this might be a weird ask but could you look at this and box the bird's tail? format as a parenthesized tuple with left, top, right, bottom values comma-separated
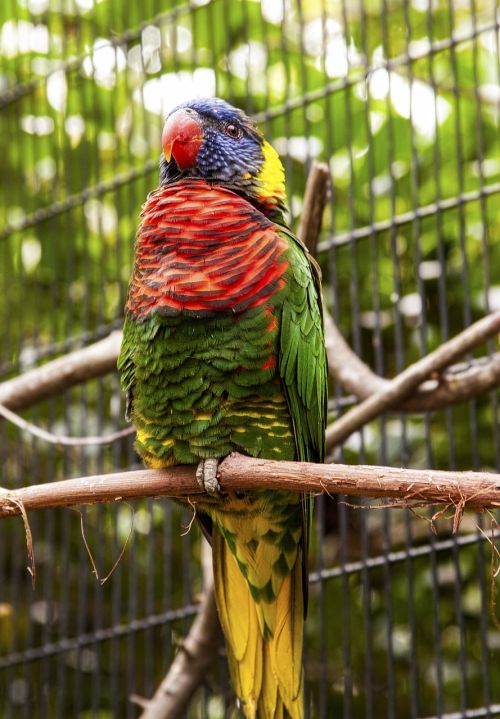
(212, 527, 304, 719)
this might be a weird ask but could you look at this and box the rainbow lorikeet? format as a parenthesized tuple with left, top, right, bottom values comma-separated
(118, 98, 327, 718)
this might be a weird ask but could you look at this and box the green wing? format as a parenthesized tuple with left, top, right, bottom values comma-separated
(277, 227, 328, 615)
(278, 228, 327, 464)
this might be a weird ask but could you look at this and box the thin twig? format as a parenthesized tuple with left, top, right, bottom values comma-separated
(0, 401, 135, 446)
(74, 503, 135, 585)
(9, 497, 36, 590)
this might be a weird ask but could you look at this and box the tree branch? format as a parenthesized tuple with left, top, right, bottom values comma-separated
(324, 310, 500, 413)
(323, 310, 387, 397)
(401, 353, 500, 412)
(137, 540, 224, 719)
(297, 162, 330, 256)
(1, 454, 499, 518)
(326, 309, 500, 450)
(0, 331, 122, 412)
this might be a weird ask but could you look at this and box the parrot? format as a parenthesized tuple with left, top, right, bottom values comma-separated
(118, 97, 327, 719)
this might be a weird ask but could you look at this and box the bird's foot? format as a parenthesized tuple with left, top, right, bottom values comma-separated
(196, 458, 220, 496)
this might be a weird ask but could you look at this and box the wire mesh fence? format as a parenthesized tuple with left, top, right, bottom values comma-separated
(0, 0, 499, 716)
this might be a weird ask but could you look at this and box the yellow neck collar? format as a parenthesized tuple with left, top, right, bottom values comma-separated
(255, 140, 286, 207)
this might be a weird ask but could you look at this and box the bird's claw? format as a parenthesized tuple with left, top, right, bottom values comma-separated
(196, 458, 220, 496)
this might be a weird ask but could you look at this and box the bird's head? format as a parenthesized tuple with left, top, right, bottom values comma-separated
(159, 97, 287, 220)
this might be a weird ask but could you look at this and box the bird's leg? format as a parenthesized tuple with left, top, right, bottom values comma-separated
(196, 457, 220, 496)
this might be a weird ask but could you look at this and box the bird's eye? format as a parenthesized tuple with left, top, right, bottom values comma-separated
(225, 123, 242, 139)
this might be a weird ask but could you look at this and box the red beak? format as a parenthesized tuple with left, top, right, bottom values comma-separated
(162, 109, 204, 170)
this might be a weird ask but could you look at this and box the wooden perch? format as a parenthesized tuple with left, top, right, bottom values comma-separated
(1, 453, 499, 518)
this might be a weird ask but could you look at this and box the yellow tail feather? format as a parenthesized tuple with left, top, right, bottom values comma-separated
(212, 529, 304, 719)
